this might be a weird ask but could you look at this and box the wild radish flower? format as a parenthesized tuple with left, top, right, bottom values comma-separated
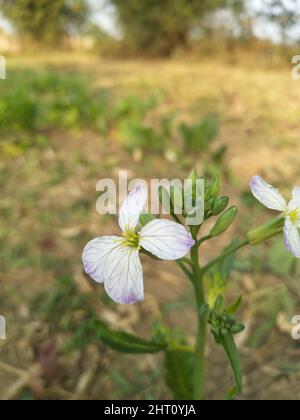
(82, 186, 195, 304)
(250, 176, 300, 258)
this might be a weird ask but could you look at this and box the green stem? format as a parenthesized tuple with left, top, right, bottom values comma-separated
(191, 244, 207, 400)
(196, 235, 211, 248)
(202, 238, 250, 273)
(176, 260, 193, 281)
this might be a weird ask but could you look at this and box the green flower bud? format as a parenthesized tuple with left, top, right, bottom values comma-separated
(170, 184, 184, 213)
(210, 206, 238, 237)
(210, 175, 221, 198)
(212, 196, 229, 215)
(159, 186, 174, 214)
(187, 169, 197, 181)
(230, 323, 245, 335)
(185, 170, 199, 204)
(205, 198, 215, 212)
(221, 328, 228, 336)
(211, 325, 220, 336)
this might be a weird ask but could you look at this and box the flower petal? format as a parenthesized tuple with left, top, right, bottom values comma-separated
(82, 236, 122, 283)
(292, 186, 300, 203)
(284, 219, 300, 258)
(250, 176, 286, 211)
(119, 185, 148, 232)
(82, 236, 144, 304)
(139, 219, 195, 260)
(104, 247, 144, 304)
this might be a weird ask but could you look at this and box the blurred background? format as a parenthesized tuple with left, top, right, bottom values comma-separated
(1, 0, 300, 400)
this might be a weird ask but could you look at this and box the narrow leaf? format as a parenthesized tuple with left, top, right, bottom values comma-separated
(95, 320, 167, 354)
(227, 296, 242, 314)
(219, 332, 243, 393)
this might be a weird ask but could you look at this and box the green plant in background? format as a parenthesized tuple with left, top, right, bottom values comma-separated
(179, 114, 227, 175)
(0, 69, 113, 157)
(82, 172, 296, 400)
(119, 112, 176, 154)
(179, 115, 219, 153)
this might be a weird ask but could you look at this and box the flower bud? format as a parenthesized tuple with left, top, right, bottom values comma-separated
(187, 169, 197, 181)
(212, 196, 229, 215)
(210, 206, 237, 237)
(230, 323, 245, 335)
(205, 198, 215, 212)
(210, 175, 221, 198)
(159, 186, 173, 214)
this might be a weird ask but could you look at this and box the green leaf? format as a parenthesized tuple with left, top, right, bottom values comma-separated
(213, 294, 224, 313)
(164, 349, 194, 400)
(219, 332, 243, 393)
(95, 320, 167, 354)
(227, 296, 242, 314)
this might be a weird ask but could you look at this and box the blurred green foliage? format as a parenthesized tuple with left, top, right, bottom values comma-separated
(179, 115, 219, 153)
(0, 68, 224, 163)
(0, 69, 111, 157)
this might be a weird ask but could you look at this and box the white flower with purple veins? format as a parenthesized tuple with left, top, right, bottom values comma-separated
(251, 176, 300, 258)
(82, 186, 195, 304)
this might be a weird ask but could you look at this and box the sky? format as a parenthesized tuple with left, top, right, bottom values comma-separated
(1, 0, 300, 43)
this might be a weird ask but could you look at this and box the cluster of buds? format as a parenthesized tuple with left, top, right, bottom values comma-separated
(204, 176, 237, 237)
(200, 295, 245, 342)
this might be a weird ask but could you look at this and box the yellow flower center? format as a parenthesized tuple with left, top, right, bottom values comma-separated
(289, 209, 300, 224)
(121, 229, 140, 249)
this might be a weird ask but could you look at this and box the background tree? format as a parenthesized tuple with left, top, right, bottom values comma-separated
(0, 0, 89, 45)
(109, 0, 245, 56)
(256, 0, 300, 44)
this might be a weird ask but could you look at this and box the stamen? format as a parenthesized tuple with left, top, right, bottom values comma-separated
(289, 209, 300, 224)
(121, 229, 140, 249)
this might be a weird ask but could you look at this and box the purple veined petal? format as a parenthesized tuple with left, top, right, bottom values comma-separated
(119, 185, 148, 232)
(82, 236, 144, 304)
(104, 247, 144, 304)
(284, 218, 300, 259)
(82, 236, 122, 283)
(292, 186, 300, 204)
(139, 219, 195, 260)
(250, 176, 287, 212)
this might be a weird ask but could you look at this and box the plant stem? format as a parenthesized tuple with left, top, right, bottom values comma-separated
(176, 260, 193, 281)
(202, 238, 250, 273)
(196, 235, 211, 248)
(191, 244, 207, 400)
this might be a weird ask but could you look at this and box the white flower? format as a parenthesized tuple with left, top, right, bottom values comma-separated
(82, 185, 195, 304)
(250, 176, 300, 258)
